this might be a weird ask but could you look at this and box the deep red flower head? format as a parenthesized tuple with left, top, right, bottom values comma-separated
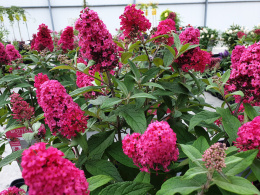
(10, 92, 34, 122)
(119, 4, 151, 39)
(175, 27, 211, 73)
(167, 12, 176, 21)
(58, 26, 74, 52)
(227, 42, 260, 103)
(123, 121, 179, 173)
(22, 142, 90, 195)
(0, 186, 26, 195)
(235, 116, 260, 158)
(6, 44, 22, 62)
(34, 24, 54, 52)
(35, 74, 88, 139)
(31, 33, 37, 50)
(151, 19, 176, 46)
(237, 31, 246, 39)
(75, 8, 119, 72)
(0, 42, 10, 65)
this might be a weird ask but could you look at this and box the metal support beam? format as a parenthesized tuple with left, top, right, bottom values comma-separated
(6, 1, 260, 9)
(47, 0, 55, 31)
(204, 0, 208, 27)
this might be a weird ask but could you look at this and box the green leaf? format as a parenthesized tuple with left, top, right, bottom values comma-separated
(29, 54, 39, 63)
(121, 52, 132, 64)
(69, 86, 105, 97)
(213, 175, 260, 195)
(119, 109, 147, 134)
(88, 131, 115, 160)
(0, 149, 25, 169)
(0, 75, 24, 85)
(250, 159, 260, 182)
(142, 82, 165, 90)
(73, 132, 88, 155)
(22, 132, 35, 145)
(179, 43, 190, 54)
(183, 166, 208, 180)
(189, 111, 220, 131)
(168, 119, 196, 144)
(157, 177, 201, 195)
(50, 65, 75, 71)
(132, 54, 149, 62)
(223, 150, 258, 176)
(153, 57, 164, 67)
(180, 144, 203, 168)
(216, 108, 241, 144)
(243, 103, 259, 120)
(87, 175, 114, 192)
(101, 98, 122, 109)
(130, 93, 157, 100)
(99, 181, 153, 195)
(172, 33, 181, 51)
(225, 91, 244, 99)
(128, 59, 141, 81)
(164, 45, 176, 58)
(32, 113, 45, 123)
(87, 60, 96, 68)
(220, 69, 231, 84)
(85, 159, 123, 182)
(106, 142, 136, 168)
(115, 78, 128, 97)
(114, 40, 124, 49)
(134, 171, 150, 184)
(146, 34, 168, 43)
(14, 83, 33, 88)
(192, 136, 210, 154)
(128, 41, 141, 52)
(163, 49, 174, 67)
(187, 71, 201, 94)
(89, 96, 108, 106)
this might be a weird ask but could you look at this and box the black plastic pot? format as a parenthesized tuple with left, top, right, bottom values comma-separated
(10, 178, 25, 188)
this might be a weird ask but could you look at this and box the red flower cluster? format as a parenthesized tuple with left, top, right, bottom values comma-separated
(58, 26, 74, 52)
(22, 142, 90, 195)
(175, 27, 211, 73)
(254, 29, 260, 35)
(179, 27, 200, 44)
(202, 143, 227, 172)
(227, 42, 260, 103)
(0, 42, 10, 65)
(151, 19, 176, 46)
(122, 121, 179, 173)
(119, 4, 151, 39)
(33, 24, 54, 52)
(10, 92, 34, 123)
(5, 44, 22, 62)
(0, 186, 26, 195)
(167, 12, 177, 22)
(234, 116, 260, 158)
(30, 34, 37, 50)
(237, 31, 247, 39)
(75, 8, 119, 72)
(34, 74, 88, 139)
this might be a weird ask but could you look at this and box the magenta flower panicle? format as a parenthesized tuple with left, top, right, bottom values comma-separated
(34, 73, 88, 139)
(123, 121, 179, 173)
(22, 142, 90, 195)
(75, 7, 119, 72)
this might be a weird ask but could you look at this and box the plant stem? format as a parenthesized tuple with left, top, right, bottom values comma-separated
(198, 170, 213, 195)
(106, 71, 122, 142)
(142, 40, 152, 69)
